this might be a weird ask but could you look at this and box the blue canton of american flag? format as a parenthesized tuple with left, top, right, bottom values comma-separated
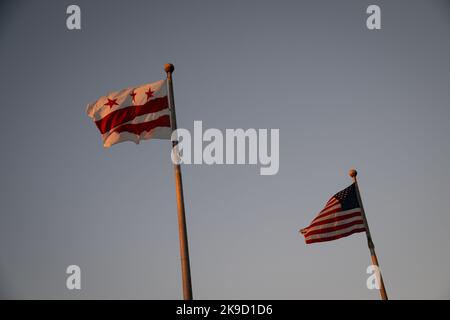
(300, 183, 367, 244)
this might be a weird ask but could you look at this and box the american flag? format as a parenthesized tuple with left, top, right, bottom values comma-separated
(300, 183, 367, 244)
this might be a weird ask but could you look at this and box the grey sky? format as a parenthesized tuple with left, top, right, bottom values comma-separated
(1, 0, 450, 299)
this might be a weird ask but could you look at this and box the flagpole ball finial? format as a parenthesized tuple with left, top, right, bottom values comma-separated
(349, 169, 358, 178)
(164, 63, 174, 74)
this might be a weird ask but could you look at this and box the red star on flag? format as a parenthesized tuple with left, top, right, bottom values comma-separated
(145, 87, 154, 101)
(130, 90, 137, 103)
(104, 98, 119, 109)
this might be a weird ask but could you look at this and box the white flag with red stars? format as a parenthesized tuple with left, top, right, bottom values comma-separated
(86, 79, 172, 148)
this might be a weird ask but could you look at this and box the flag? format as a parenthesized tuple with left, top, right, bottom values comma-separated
(300, 183, 366, 244)
(86, 79, 172, 148)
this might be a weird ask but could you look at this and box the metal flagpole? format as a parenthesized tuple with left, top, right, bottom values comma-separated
(165, 63, 193, 300)
(349, 168, 388, 300)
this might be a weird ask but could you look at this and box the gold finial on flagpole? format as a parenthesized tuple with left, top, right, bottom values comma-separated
(349, 168, 357, 179)
(165, 63, 175, 75)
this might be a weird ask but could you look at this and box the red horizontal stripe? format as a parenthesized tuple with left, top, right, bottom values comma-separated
(96, 96, 169, 134)
(311, 206, 342, 223)
(303, 219, 365, 237)
(322, 198, 339, 211)
(326, 197, 335, 203)
(305, 228, 366, 244)
(307, 211, 362, 230)
(110, 114, 171, 136)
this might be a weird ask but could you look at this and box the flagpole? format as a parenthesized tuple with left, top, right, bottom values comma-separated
(165, 63, 193, 300)
(349, 169, 388, 300)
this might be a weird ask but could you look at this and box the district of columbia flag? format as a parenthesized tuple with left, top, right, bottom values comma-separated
(300, 183, 367, 244)
(86, 79, 172, 148)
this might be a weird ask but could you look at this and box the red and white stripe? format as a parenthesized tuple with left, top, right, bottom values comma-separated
(300, 197, 366, 244)
(86, 79, 172, 148)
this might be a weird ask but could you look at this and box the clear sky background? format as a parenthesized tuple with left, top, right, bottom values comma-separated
(1, 0, 450, 299)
